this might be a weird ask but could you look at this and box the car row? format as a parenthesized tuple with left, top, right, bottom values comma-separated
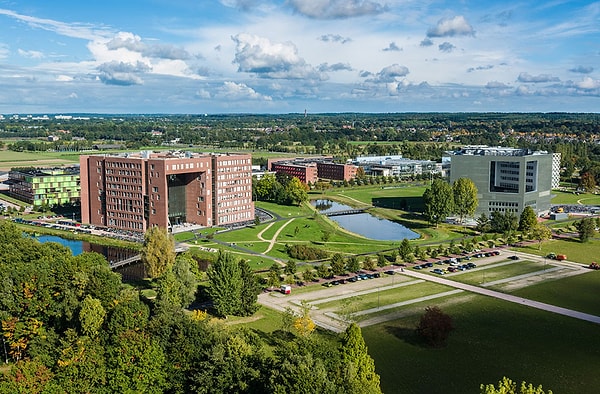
(433, 262, 477, 274)
(323, 272, 382, 287)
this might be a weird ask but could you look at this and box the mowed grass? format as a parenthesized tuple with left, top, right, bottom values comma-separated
(513, 238, 600, 265)
(362, 294, 600, 394)
(550, 189, 600, 205)
(512, 270, 600, 316)
(447, 260, 546, 286)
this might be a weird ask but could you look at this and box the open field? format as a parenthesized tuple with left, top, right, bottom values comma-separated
(256, 245, 599, 394)
(550, 189, 600, 205)
(513, 238, 600, 265)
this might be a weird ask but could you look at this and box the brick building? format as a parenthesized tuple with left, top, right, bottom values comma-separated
(80, 151, 253, 233)
(8, 167, 80, 207)
(267, 157, 356, 183)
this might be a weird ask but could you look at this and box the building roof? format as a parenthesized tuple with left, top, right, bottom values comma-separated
(447, 145, 549, 157)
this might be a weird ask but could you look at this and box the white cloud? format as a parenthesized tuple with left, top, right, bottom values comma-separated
(18, 49, 44, 59)
(382, 42, 401, 52)
(365, 64, 409, 83)
(56, 75, 74, 82)
(517, 72, 560, 83)
(576, 77, 600, 90)
(97, 61, 150, 85)
(216, 81, 272, 100)
(438, 42, 455, 53)
(318, 34, 352, 44)
(287, 0, 386, 19)
(569, 65, 594, 74)
(232, 33, 323, 80)
(427, 16, 474, 38)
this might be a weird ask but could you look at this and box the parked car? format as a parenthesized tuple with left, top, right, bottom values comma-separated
(385, 270, 395, 275)
(467, 262, 477, 269)
(509, 255, 520, 260)
(432, 268, 445, 275)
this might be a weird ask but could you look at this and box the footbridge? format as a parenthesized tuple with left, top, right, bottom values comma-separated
(324, 208, 368, 217)
(109, 245, 189, 269)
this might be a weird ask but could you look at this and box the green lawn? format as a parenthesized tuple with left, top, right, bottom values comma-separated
(448, 260, 546, 286)
(363, 294, 600, 394)
(513, 238, 599, 264)
(551, 189, 600, 205)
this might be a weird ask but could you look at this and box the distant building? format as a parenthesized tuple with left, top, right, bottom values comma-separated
(80, 151, 254, 233)
(268, 156, 356, 183)
(354, 155, 441, 177)
(8, 167, 80, 207)
(446, 146, 559, 216)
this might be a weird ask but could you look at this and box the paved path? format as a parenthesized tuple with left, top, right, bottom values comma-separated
(401, 270, 600, 325)
(262, 218, 295, 254)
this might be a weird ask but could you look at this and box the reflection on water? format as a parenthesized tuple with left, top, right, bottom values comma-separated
(311, 199, 419, 241)
(34, 235, 144, 281)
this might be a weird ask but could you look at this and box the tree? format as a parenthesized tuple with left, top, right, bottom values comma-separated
(285, 177, 309, 206)
(239, 259, 261, 316)
(339, 323, 382, 394)
(155, 255, 198, 310)
(475, 213, 491, 234)
(346, 255, 361, 273)
(480, 376, 553, 394)
(518, 206, 538, 232)
(377, 253, 387, 267)
(78, 295, 106, 338)
(141, 226, 176, 279)
(331, 253, 346, 276)
(398, 238, 413, 261)
(579, 172, 596, 192)
(423, 179, 454, 227)
(284, 259, 297, 276)
(490, 211, 518, 234)
(575, 217, 596, 243)
(416, 306, 454, 347)
(293, 300, 316, 337)
(452, 177, 478, 223)
(529, 223, 552, 250)
(207, 251, 242, 317)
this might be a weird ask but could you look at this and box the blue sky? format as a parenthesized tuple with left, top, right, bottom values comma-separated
(0, 0, 599, 114)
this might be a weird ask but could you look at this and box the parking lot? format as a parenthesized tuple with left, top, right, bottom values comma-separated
(258, 248, 590, 333)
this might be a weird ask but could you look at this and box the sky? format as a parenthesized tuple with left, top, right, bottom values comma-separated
(0, 0, 599, 114)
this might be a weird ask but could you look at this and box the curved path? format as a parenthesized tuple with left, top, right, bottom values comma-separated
(263, 218, 295, 254)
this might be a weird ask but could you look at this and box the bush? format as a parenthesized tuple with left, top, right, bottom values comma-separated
(285, 244, 329, 261)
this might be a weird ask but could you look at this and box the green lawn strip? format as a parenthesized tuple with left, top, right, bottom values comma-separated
(551, 189, 600, 205)
(512, 238, 599, 264)
(447, 260, 546, 286)
(314, 281, 454, 311)
(255, 200, 314, 217)
(363, 294, 600, 394)
(511, 270, 600, 316)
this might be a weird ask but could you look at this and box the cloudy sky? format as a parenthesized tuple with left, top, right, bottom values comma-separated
(0, 0, 599, 114)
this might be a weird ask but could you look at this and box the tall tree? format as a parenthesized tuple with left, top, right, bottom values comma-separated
(207, 251, 242, 317)
(331, 253, 346, 276)
(285, 177, 309, 206)
(575, 217, 596, 243)
(579, 172, 596, 192)
(518, 206, 538, 232)
(398, 238, 413, 261)
(339, 323, 382, 394)
(78, 295, 106, 338)
(423, 179, 454, 227)
(416, 306, 454, 347)
(141, 226, 176, 279)
(238, 259, 261, 316)
(452, 177, 478, 223)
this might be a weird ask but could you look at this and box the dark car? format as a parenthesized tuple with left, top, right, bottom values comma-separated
(467, 262, 477, 268)
(509, 255, 520, 260)
(425, 262, 433, 268)
(385, 270, 396, 275)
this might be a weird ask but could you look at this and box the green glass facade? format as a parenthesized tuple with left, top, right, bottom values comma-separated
(9, 168, 80, 207)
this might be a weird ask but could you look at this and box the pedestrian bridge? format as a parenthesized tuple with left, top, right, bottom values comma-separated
(324, 208, 368, 217)
(109, 245, 189, 269)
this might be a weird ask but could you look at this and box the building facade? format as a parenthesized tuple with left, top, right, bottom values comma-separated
(80, 151, 253, 233)
(267, 156, 356, 183)
(8, 167, 80, 207)
(447, 146, 557, 217)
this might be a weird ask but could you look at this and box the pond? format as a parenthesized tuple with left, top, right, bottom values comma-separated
(311, 199, 419, 241)
(34, 235, 143, 281)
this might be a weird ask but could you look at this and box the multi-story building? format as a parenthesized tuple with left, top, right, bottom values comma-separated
(80, 151, 254, 233)
(446, 146, 559, 216)
(354, 155, 440, 177)
(267, 156, 356, 183)
(8, 167, 80, 207)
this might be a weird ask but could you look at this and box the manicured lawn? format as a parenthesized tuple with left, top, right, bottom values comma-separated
(551, 189, 600, 205)
(512, 270, 600, 316)
(448, 260, 546, 286)
(513, 238, 599, 264)
(363, 294, 600, 394)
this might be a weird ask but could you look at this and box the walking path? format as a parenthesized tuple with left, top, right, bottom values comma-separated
(401, 270, 600, 325)
(261, 218, 295, 254)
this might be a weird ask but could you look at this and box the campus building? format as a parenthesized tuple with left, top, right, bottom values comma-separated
(354, 155, 441, 177)
(267, 157, 357, 183)
(8, 167, 80, 207)
(80, 151, 254, 233)
(446, 146, 559, 217)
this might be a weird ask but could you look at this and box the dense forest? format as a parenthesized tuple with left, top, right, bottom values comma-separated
(0, 221, 381, 393)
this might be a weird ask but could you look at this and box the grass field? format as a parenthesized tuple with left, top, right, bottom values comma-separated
(513, 238, 600, 264)
(362, 293, 600, 394)
(550, 189, 600, 205)
(447, 260, 545, 286)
